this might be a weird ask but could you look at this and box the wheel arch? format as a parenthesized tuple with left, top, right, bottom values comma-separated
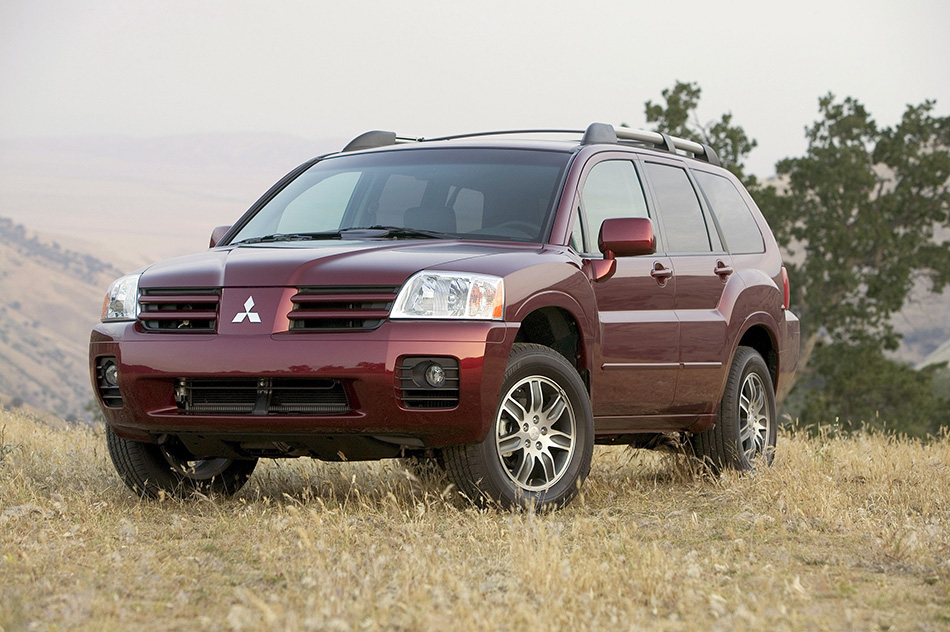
(511, 302, 590, 389)
(734, 318, 779, 387)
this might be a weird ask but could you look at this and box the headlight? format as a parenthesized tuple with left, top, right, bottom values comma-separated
(101, 274, 141, 322)
(391, 271, 504, 320)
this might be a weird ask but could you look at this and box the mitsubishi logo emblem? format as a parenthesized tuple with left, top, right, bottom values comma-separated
(232, 296, 261, 323)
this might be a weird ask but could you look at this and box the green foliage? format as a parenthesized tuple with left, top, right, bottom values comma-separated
(761, 95, 950, 352)
(642, 84, 950, 435)
(932, 366, 950, 400)
(644, 81, 758, 185)
(800, 344, 950, 437)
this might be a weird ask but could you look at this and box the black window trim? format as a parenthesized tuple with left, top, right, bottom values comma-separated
(571, 152, 661, 258)
(690, 166, 766, 255)
(638, 155, 727, 256)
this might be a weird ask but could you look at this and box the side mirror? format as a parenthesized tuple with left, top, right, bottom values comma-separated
(598, 217, 656, 258)
(210, 225, 231, 248)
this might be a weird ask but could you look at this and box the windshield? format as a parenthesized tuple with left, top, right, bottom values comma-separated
(228, 147, 571, 244)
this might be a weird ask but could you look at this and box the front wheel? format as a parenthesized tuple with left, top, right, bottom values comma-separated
(691, 346, 777, 472)
(106, 426, 257, 498)
(444, 343, 593, 509)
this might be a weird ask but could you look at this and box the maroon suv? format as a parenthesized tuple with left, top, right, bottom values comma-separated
(90, 123, 799, 509)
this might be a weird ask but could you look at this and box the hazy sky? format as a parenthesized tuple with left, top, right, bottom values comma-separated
(2, 0, 948, 176)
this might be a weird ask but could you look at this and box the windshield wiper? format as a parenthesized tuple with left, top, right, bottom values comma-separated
(341, 225, 449, 239)
(232, 231, 343, 245)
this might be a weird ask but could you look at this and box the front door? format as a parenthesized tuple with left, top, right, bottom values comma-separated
(573, 157, 680, 417)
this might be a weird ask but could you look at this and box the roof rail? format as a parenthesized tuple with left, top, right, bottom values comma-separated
(609, 125, 720, 166)
(340, 123, 720, 165)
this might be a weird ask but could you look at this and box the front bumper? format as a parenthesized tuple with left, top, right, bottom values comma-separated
(90, 319, 514, 455)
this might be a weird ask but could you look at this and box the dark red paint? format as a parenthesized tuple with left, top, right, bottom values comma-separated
(90, 138, 800, 456)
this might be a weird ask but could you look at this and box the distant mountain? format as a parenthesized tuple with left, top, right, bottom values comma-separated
(0, 132, 343, 263)
(0, 217, 125, 417)
(0, 132, 345, 419)
(920, 337, 950, 369)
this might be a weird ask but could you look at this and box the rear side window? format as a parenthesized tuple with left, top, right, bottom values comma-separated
(643, 162, 711, 253)
(693, 171, 764, 254)
(578, 160, 649, 253)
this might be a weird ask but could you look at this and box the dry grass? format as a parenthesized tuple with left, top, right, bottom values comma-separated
(1, 409, 948, 632)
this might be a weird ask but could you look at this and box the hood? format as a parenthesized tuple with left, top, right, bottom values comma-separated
(138, 240, 538, 288)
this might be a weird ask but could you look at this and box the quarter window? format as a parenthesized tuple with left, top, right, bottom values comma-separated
(643, 163, 711, 253)
(694, 171, 764, 253)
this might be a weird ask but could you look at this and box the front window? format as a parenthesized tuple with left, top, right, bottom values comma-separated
(228, 148, 571, 244)
(577, 159, 650, 254)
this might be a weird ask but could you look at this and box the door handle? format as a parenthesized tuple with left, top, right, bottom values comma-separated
(650, 262, 673, 284)
(714, 260, 734, 279)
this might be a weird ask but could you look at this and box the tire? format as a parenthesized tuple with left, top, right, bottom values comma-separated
(691, 346, 777, 473)
(106, 425, 257, 498)
(444, 343, 594, 510)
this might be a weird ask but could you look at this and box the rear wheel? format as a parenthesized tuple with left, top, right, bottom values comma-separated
(692, 346, 776, 473)
(444, 343, 593, 509)
(106, 426, 257, 498)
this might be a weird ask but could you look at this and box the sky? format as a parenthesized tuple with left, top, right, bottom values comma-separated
(1, 0, 949, 177)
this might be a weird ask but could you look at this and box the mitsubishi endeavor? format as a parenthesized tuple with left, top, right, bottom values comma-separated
(90, 123, 800, 509)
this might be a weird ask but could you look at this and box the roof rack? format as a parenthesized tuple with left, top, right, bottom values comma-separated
(341, 123, 720, 166)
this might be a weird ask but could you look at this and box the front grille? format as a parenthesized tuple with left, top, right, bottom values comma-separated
(288, 286, 399, 331)
(175, 378, 350, 415)
(138, 288, 220, 333)
(397, 357, 460, 409)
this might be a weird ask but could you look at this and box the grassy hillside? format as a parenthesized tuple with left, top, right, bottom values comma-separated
(2, 409, 948, 631)
(0, 218, 128, 417)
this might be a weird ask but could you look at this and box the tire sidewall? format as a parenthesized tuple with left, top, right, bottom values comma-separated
(475, 344, 594, 508)
(107, 425, 256, 498)
(723, 348, 777, 469)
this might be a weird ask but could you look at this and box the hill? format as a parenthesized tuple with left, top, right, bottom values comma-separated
(921, 337, 950, 369)
(0, 133, 341, 418)
(1, 409, 948, 630)
(0, 133, 342, 262)
(0, 217, 125, 417)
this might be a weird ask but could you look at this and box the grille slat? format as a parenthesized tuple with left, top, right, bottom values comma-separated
(138, 288, 220, 333)
(288, 286, 398, 332)
(139, 311, 218, 321)
(292, 292, 397, 304)
(139, 295, 219, 305)
(176, 377, 350, 415)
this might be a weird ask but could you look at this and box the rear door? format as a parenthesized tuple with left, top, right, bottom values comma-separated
(641, 159, 732, 414)
(572, 156, 679, 417)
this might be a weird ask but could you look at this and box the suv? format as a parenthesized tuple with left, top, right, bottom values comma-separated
(91, 123, 799, 509)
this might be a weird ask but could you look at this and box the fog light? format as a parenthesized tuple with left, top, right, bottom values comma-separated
(95, 356, 123, 408)
(424, 363, 446, 387)
(103, 361, 119, 387)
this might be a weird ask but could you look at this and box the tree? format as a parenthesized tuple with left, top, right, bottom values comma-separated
(800, 345, 950, 437)
(644, 81, 758, 186)
(641, 84, 950, 433)
(761, 95, 950, 404)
